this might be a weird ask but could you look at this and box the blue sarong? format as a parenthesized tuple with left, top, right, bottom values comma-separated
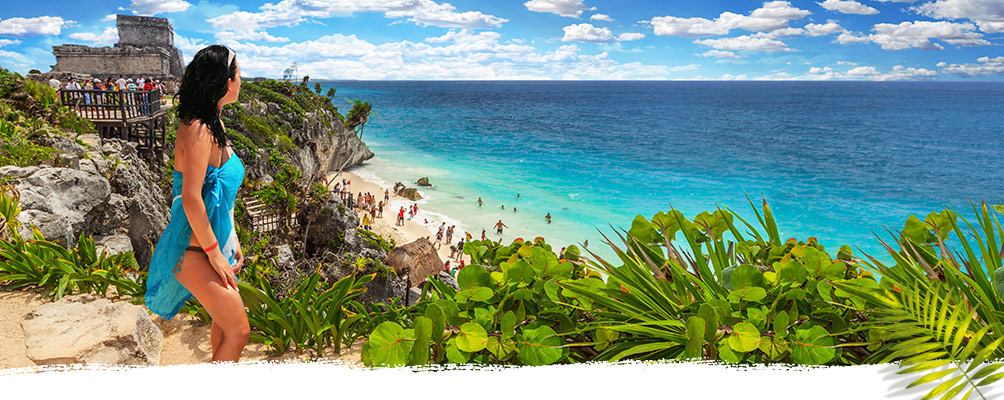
(145, 153, 245, 320)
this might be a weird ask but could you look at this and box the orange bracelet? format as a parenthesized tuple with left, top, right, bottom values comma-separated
(203, 241, 218, 253)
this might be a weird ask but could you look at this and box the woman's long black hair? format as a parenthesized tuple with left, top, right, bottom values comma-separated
(176, 45, 236, 147)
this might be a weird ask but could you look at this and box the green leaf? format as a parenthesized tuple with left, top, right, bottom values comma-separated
(791, 326, 835, 365)
(456, 287, 493, 303)
(457, 264, 491, 290)
(365, 322, 415, 367)
(759, 337, 790, 361)
(731, 264, 764, 289)
(517, 325, 563, 366)
(500, 311, 517, 339)
(425, 303, 446, 343)
(698, 304, 719, 341)
(685, 316, 705, 360)
(773, 312, 789, 339)
(408, 316, 432, 366)
(728, 322, 761, 353)
(445, 338, 470, 364)
(728, 287, 767, 303)
(456, 322, 488, 353)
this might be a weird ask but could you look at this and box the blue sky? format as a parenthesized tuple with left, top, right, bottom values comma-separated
(0, 0, 1002, 80)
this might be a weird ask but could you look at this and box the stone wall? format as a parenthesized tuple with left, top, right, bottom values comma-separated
(116, 15, 174, 48)
(52, 45, 175, 79)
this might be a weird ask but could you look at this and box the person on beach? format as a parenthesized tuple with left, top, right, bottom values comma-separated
(384, 189, 390, 203)
(545, 213, 551, 224)
(513, 207, 517, 213)
(583, 240, 589, 248)
(446, 225, 454, 245)
(501, 205, 505, 210)
(456, 239, 464, 261)
(466, 231, 472, 241)
(476, 197, 483, 207)
(435, 230, 444, 250)
(559, 247, 565, 260)
(146, 45, 249, 362)
(481, 229, 486, 241)
(362, 213, 371, 230)
(449, 243, 457, 259)
(397, 207, 405, 226)
(444, 260, 451, 275)
(377, 201, 384, 218)
(517, 193, 521, 199)
(495, 220, 508, 234)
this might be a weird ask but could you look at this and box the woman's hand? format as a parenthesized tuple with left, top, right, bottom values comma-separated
(232, 246, 244, 275)
(208, 251, 239, 291)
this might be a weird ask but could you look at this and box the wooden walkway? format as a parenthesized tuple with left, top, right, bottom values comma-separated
(60, 89, 167, 159)
(244, 197, 298, 233)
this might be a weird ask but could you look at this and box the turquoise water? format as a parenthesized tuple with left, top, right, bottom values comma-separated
(322, 81, 1004, 263)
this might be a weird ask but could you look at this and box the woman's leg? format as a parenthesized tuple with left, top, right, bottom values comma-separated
(175, 254, 250, 362)
(211, 321, 223, 354)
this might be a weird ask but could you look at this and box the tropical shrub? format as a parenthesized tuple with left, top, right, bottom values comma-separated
(359, 238, 599, 367)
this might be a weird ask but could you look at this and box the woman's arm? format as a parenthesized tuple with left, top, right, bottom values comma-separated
(177, 122, 239, 291)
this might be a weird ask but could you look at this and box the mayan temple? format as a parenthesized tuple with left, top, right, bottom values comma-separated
(49, 14, 184, 80)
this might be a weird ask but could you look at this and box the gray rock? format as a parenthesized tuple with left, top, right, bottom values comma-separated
(436, 271, 460, 291)
(416, 177, 431, 187)
(96, 234, 134, 256)
(17, 210, 72, 244)
(21, 294, 163, 366)
(0, 165, 39, 179)
(275, 244, 293, 268)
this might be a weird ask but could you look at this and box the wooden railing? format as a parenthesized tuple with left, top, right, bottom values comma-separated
(58, 89, 163, 122)
(244, 197, 299, 233)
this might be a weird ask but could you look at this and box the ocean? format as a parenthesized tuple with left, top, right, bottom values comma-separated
(319, 80, 1004, 264)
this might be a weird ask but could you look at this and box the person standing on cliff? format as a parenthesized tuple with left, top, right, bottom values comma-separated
(116, 75, 127, 91)
(146, 45, 249, 363)
(47, 76, 60, 90)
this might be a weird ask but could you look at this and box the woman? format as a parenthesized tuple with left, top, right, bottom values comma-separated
(145, 45, 249, 363)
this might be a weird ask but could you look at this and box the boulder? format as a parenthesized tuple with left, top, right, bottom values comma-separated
(416, 177, 431, 187)
(102, 139, 169, 267)
(21, 294, 163, 366)
(2, 166, 110, 246)
(275, 244, 294, 268)
(399, 187, 422, 201)
(435, 271, 460, 291)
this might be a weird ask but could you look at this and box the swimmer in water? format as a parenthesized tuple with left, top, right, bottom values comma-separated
(477, 197, 484, 207)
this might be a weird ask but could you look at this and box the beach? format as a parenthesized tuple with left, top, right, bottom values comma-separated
(327, 168, 472, 272)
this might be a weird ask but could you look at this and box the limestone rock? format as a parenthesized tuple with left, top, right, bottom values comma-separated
(96, 234, 134, 256)
(2, 166, 110, 246)
(399, 187, 422, 201)
(416, 177, 431, 187)
(275, 244, 293, 268)
(21, 294, 163, 366)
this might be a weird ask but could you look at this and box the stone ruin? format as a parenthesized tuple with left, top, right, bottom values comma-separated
(48, 15, 184, 82)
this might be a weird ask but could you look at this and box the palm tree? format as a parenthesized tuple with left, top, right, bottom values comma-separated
(344, 100, 372, 139)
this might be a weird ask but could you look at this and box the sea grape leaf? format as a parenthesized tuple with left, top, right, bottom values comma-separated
(425, 303, 446, 343)
(728, 287, 767, 304)
(517, 325, 563, 366)
(685, 316, 705, 360)
(366, 322, 415, 367)
(651, 209, 686, 242)
(759, 337, 790, 361)
(456, 322, 488, 353)
(693, 210, 732, 240)
(698, 303, 719, 341)
(408, 316, 432, 366)
(486, 336, 517, 360)
(474, 306, 496, 328)
(924, 210, 956, 239)
(718, 340, 742, 363)
(902, 214, 936, 244)
(731, 264, 763, 289)
(777, 260, 807, 285)
(505, 260, 534, 286)
(791, 325, 835, 365)
(773, 312, 789, 339)
(544, 281, 560, 302)
(816, 281, 833, 303)
(595, 327, 619, 351)
(728, 322, 761, 353)
(500, 311, 517, 338)
(457, 265, 491, 290)
(747, 306, 768, 332)
(563, 245, 581, 261)
(456, 287, 493, 303)
(445, 338, 470, 364)
(628, 215, 659, 245)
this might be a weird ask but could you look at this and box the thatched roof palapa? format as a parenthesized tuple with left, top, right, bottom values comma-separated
(384, 238, 443, 285)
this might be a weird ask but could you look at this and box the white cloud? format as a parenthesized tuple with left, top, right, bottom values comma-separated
(562, 23, 614, 42)
(524, 0, 589, 18)
(68, 27, 118, 45)
(216, 30, 289, 43)
(101, 14, 117, 22)
(617, 32, 645, 41)
(696, 49, 742, 58)
(937, 56, 1004, 77)
(590, 14, 613, 22)
(803, 64, 936, 80)
(818, 0, 879, 15)
(694, 34, 792, 52)
(0, 39, 21, 47)
(668, 63, 700, 71)
(211, 29, 668, 80)
(0, 16, 68, 37)
(646, 1, 811, 38)
(804, 20, 844, 36)
(914, 0, 1004, 33)
(836, 60, 857, 65)
(208, 0, 507, 31)
(837, 20, 989, 50)
(120, 0, 191, 15)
